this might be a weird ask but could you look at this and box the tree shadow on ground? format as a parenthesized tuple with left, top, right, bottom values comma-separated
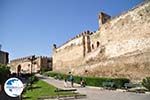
(25, 86, 41, 91)
(22, 96, 31, 100)
(23, 86, 41, 99)
(31, 86, 41, 90)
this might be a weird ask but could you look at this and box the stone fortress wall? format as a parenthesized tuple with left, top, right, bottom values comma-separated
(10, 55, 52, 74)
(53, 31, 93, 72)
(52, 1, 150, 81)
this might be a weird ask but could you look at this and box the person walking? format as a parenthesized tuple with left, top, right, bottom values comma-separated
(80, 78, 85, 87)
(70, 75, 74, 87)
(64, 78, 68, 88)
(68, 72, 74, 87)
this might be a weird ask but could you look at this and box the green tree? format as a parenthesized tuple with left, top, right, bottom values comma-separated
(0, 64, 10, 84)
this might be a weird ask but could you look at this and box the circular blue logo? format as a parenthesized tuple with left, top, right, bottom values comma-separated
(4, 78, 24, 97)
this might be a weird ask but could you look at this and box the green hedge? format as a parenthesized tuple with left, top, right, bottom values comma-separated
(73, 76, 129, 88)
(44, 71, 68, 81)
(142, 77, 150, 91)
(43, 71, 130, 88)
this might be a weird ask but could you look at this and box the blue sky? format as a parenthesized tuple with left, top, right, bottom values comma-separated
(0, 0, 143, 60)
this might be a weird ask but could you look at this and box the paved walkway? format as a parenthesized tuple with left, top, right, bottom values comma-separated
(36, 74, 150, 100)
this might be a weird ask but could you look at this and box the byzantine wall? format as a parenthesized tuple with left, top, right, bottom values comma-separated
(9, 55, 52, 73)
(85, 1, 150, 60)
(52, 31, 92, 72)
(77, 1, 150, 81)
(52, 1, 150, 81)
(95, 2, 150, 58)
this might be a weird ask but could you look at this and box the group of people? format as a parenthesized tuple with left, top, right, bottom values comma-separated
(64, 72, 86, 88)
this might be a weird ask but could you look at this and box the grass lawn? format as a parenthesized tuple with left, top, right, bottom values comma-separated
(23, 80, 77, 100)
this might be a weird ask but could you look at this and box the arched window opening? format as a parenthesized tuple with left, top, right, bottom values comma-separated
(92, 44, 94, 49)
(97, 41, 100, 47)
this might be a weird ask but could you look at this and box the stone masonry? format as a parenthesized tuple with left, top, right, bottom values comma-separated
(9, 55, 52, 74)
(52, 1, 150, 81)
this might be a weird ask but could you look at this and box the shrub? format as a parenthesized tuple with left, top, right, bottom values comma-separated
(43, 71, 130, 88)
(40, 67, 50, 74)
(28, 75, 38, 84)
(24, 75, 38, 91)
(142, 77, 150, 91)
(0, 64, 10, 84)
(73, 76, 129, 88)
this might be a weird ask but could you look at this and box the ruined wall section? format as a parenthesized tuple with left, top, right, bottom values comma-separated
(53, 36, 85, 72)
(73, 2, 150, 81)
(52, 2, 150, 80)
(91, 2, 150, 59)
(10, 56, 51, 73)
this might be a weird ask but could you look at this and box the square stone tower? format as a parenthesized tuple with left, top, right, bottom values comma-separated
(98, 12, 111, 28)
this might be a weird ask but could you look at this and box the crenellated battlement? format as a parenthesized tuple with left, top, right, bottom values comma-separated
(53, 1, 148, 50)
(10, 55, 51, 63)
(10, 55, 52, 73)
(37, 56, 52, 60)
(54, 30, 94, 50)
(10, 55, 35, 62)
